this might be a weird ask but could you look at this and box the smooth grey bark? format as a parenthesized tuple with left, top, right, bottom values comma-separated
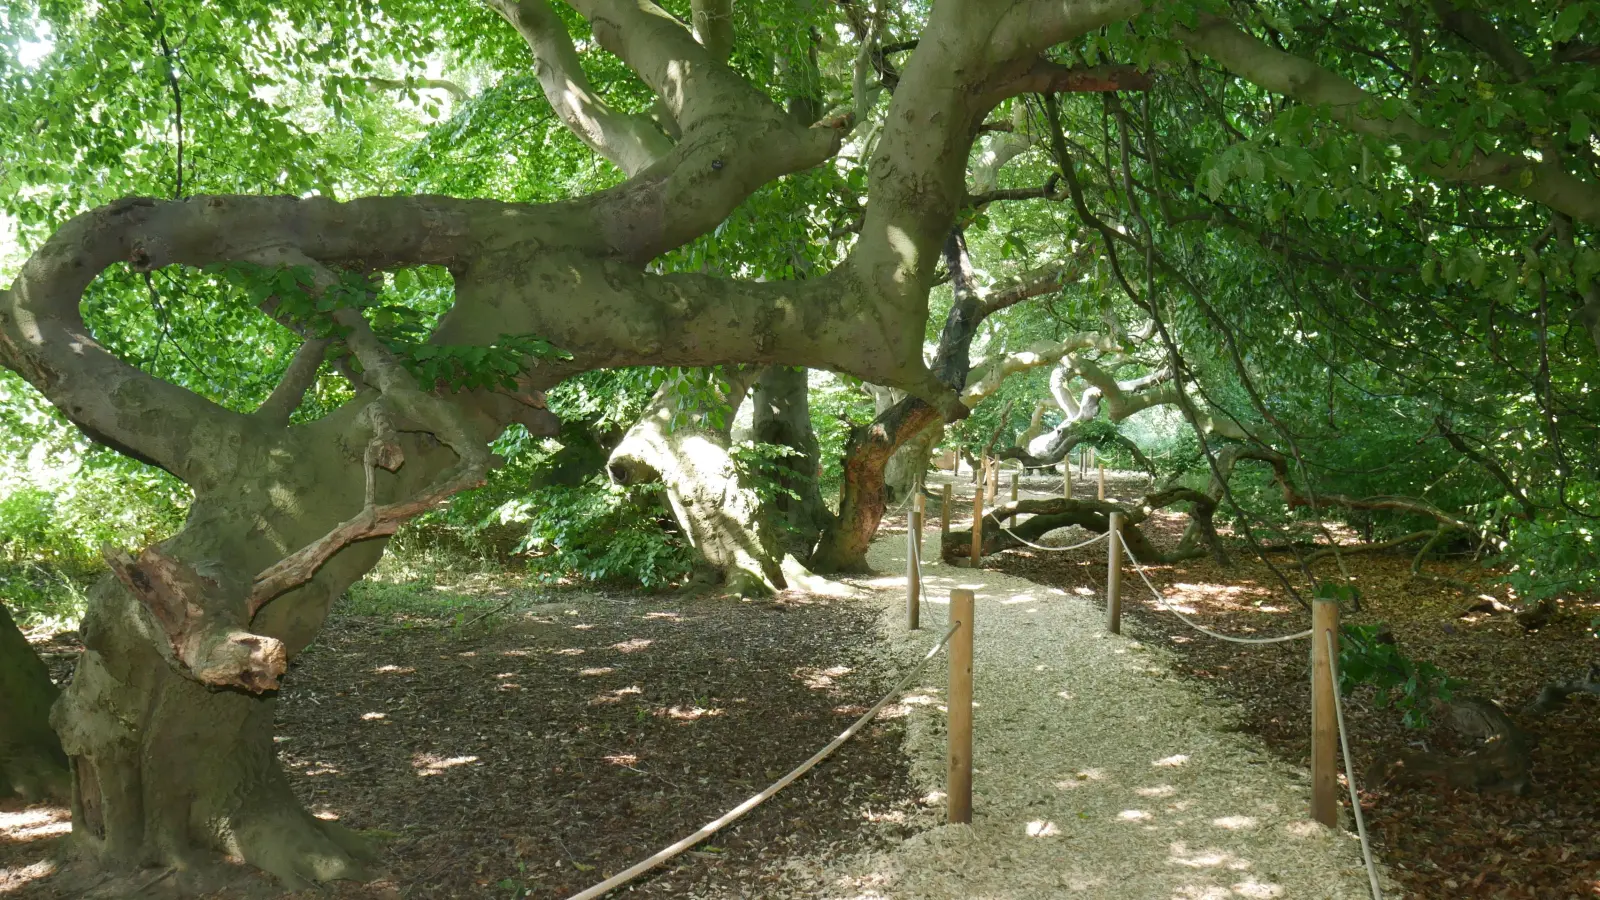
(46, 402, 511, 890)
(886, 421, 941, 501)
(0, 601, 68, 801)
(608, 372, 786, 594)
(751, 366, 829, 559)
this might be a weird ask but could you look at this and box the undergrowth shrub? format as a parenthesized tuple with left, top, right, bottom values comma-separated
(497, 482, 691, 588)
(1338, 622, 1459, 728)
(1498, 515, 1600, 602)
(1, 373, 190, 624)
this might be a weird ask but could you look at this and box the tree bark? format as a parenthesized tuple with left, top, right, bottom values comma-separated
(608, 373, 786, 594)
(0, 601, 69, 801)
(58, 577, 377, 891)
(864, 383, 941, 502)
(886, 420, 941, 500)
(45, 397, 506, 888)
(0, 1, 1152, 887)
(811, 226, 984, 573)
(810, 397, 944, 573)
(750, 366, 829, 559)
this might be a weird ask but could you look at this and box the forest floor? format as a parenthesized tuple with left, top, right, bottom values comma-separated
(4, 468, 1594, 899)
(1, 574, 926, 899)
(980, 468, 1600, 900)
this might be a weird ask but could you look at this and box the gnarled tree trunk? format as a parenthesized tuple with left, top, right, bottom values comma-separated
(811, 397, 944, 573)
(941, 488, 1225, 564)
(863, 383, 941, 502)
(0, 601, 69, 801)
(46, 394, 532, 890)
(886, 420, 942, 499)
(811, 227, 985, 573)
(0, 0, 1146, 888)
(751, 366, 829, 559)
(608, 372, 787, 594)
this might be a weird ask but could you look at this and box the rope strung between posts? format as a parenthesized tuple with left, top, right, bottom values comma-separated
(1112, 528, 1377, 892)
(1120, 536, 1312, 645)
(564, 620, 962, 900)
(889, 489, 917, 514)
(986, 479, 1108, 553)
(1326, 630, 1385, 900)
(997, 524, 1109, 553)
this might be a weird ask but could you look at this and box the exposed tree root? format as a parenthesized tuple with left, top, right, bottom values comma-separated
(1524, 663, 1600, 715)
(1373, 695, 1533, 795)
(940, 486, 1225, 564)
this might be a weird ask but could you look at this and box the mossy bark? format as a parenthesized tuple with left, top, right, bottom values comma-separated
(0, 601, 69, 801)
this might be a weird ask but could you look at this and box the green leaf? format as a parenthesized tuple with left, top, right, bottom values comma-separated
(1554, 3, 1590, 43)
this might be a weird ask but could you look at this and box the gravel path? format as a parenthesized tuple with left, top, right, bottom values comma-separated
(811, 477, 1391, 899)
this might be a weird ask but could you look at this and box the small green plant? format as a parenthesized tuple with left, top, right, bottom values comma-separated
(500, 482, 692, 588)
(1337, 622, 1459, 728)
(728, 440, 804, 504)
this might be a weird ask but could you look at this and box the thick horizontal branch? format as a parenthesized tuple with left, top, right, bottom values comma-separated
(963, 331, 1121, 405)
(941, 486, 1219, 564)
(977, 239, 1092, 319)
(967, 178, 1064, 208)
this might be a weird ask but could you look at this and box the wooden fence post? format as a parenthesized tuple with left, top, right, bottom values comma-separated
(1311, 596, 1340, 827)
(941, 483, 953, 542)
(970, 473, 985, 567)
(1105, 511, 1123, 635)
(987, 458, 998, 502)
(947, 588, 975, 825)
(1062, 461, 1071, 499)
(907, 494, 924, 630)
(1097, 463, 1106, 501)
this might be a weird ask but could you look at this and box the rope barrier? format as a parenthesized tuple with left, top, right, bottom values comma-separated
(997, 524, 1109, 553)
(920, 500, 1378, 896)
(564, 621, 961, 900)
(1119, 536, 1312, 645)
(980, 479, 1107, 553)
(1326, 630, 1385, 900)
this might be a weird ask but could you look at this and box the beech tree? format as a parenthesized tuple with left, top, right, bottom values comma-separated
(4, 0, 1600, 891)
(0, 0, 1147, 886)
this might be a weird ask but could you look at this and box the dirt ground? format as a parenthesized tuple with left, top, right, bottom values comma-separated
(2, 581, 924, 899)
(9, 468, 1599, 899)
(986, 469, 1600, 900)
